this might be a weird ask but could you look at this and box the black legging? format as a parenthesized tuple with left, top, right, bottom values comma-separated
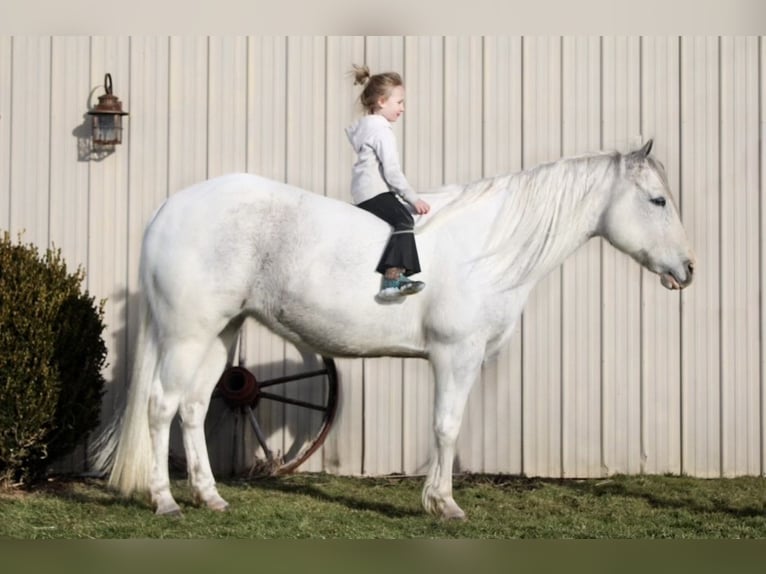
(357, 192, 421, 276)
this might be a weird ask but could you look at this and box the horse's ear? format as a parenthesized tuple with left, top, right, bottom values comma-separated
(640, 139, 653, 157)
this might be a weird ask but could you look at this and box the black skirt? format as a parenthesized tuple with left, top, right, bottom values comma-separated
(357, 192, 422, 276)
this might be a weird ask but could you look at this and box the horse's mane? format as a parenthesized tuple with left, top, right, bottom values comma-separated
(419, 151, 621, 290)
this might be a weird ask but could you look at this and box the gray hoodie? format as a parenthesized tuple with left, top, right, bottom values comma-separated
(345, 114, 420, 206)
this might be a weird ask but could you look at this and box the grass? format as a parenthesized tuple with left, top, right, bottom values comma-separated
(1, 473, 764, 539)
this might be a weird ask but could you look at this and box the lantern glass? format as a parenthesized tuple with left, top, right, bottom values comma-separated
(91, 114, 123, 146)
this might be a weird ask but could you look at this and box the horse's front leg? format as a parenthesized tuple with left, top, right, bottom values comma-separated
(423, 339, 485, 520)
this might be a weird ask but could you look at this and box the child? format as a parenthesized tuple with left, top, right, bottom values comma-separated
(345, 64, 431, 301)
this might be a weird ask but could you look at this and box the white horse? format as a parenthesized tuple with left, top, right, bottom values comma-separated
(95, 139, 694, 519)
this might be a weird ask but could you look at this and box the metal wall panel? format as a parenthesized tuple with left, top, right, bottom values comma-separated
(680, 36, 722, 477)
(0, 37, 10, 230)
(641, 37, 683, 474)
(444, 35, 485, 472)
(205, 36, 249, 475)
(9, 37, 50, 247)
(521, 36, 564, 477)
(285, 36, 327, 474)
(480, 36, 524, 475)
(323, 36, 365, 475)
(86, 36, 131, 470)
(242, 35, 289, 475)
(2, 35, 764, 480)
(601, 36, 642, 475)
(559, 36, 602, 478)
(46, 36, 91, 473)
(401, 36, 443, 475)
(124, 36, 170, 408)
(362, 36, 406, 475)
(720, 36, 761, 476)
(761, 36, 766, 477)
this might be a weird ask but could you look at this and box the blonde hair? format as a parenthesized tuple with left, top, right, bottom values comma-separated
(351, 64, 403, 114)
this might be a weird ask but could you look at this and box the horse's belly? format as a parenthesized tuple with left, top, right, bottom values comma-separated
(251, 290, 428, 359)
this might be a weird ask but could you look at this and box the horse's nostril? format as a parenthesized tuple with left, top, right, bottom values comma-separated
(687, 261, 695, 275)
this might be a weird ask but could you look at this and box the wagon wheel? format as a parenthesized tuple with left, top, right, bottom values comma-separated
(168, 355, 339, 477)
(214, 356, 339, 475)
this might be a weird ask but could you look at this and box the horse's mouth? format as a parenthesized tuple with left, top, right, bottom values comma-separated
(660, 271, 690, 290)
(660, 273, 680, 290)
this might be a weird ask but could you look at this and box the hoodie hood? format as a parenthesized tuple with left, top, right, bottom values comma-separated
(345, 114, 390, 153)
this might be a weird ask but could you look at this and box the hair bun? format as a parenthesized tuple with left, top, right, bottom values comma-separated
(351, 63, 371, 86)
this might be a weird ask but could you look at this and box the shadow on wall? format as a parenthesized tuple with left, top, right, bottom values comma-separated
(89, 288, 338, 479)
(71, 115, 116, 163)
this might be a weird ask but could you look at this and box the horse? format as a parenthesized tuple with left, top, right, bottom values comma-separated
(94, 139, 695, 519)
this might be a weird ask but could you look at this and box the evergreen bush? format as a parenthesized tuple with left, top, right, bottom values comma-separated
(0, 232, 106, 486)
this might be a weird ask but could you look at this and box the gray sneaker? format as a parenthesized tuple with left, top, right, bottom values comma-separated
(397, 275, 425, 296)
(377, 277, 404, 301)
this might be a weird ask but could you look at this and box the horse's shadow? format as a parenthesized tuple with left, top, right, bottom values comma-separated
(227, 476, 423, 518)
(97, 288, 340, 481)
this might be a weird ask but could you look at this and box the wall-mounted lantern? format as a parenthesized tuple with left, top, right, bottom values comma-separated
(87, 73, 128, 147)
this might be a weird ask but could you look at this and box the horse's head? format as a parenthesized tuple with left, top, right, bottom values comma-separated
(601, 140, 695, 290)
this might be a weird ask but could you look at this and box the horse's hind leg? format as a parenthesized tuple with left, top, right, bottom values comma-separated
(148, 344, 188, 516)
(178, 324, 240, 511)
(148, 331, 231, 516)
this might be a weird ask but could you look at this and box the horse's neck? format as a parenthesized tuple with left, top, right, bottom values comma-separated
(478, 156, 615, 290)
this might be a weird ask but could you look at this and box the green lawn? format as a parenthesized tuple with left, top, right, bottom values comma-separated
(1, 473, 764, 539)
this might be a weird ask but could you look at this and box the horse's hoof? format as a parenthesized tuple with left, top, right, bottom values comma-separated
(441, 502, 466, 521)
(156, 506, 183, 518)
(207, 498, 229, 512)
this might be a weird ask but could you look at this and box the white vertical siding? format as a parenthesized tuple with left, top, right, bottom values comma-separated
(445, 35, 484, 472)
(641, 37, 683, 474)
(522, 36, 564, 477)
(0, 37, 10, 231)
(400, 36, 442, 475)
(480, 36, 523, 475)
(323, 36, 365, 475)
(243, 35, 288, 472)
(601, 36, 642, 475)
(560, 36, 602, 478)
(206, 36, 249, 475)
(9, 37, 51, 247)
(720, 36, 761, 476)
(86, 36, 131, 471)
(125, 36, 170, 390)
(680, 36, 722, 477)
(362, 36, 406, 475)
(1, 35, 764, 479)
(761, 36, 766, 477)
(168, 37, 208, 190)
(285, 36, 327, 474)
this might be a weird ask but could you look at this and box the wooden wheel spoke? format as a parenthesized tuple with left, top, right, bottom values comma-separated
(258, 368, 330, 389)
(244, 405, 274, 460)
(258, 391, 329, 412)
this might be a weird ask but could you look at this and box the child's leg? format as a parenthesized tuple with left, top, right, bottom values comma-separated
(357, 193, 421, 276)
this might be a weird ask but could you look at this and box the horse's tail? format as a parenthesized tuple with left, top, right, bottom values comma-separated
(91, 289, 159, 496)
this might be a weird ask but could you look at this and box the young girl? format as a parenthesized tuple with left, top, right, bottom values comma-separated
(345, 64, 431, 301)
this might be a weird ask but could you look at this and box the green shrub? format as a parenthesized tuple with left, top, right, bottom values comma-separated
(0, 232, 106, 486)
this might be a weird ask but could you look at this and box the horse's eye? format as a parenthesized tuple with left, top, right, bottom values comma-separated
(650, 197, 666, 207)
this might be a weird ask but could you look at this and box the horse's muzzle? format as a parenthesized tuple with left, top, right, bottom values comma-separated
(661, 258, 695, 290)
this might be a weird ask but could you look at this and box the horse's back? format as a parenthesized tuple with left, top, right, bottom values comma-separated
(139, 173, 443, 355)
(142, 175, 386, 321)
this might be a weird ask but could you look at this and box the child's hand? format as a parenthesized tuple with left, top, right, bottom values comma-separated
(414, 199, 431, 215)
